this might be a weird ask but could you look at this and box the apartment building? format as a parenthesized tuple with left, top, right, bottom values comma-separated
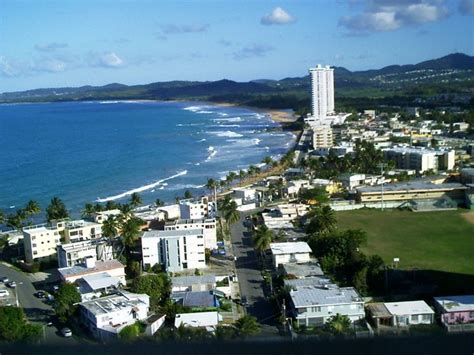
(141, 229, 206, 272)
(383, 147, 455, 172)
(57, 239, 114, 268)
(164, 218, 217, 250)
(179, 197, 216, 219)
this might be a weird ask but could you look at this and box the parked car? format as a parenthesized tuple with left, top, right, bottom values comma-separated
(0, 277, 9, 283)
(61, 327, 72, 337)
(0, 289, 9, 297)
(35, 290, 47, 299)
(240, 296, 248, 306)
(6, 281, 16, 288)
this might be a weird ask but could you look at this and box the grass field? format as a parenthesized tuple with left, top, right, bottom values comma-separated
(336, 209, 474, 275)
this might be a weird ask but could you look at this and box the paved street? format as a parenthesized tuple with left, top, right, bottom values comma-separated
(230, 212, 280, 335)
(0, 263, 76, 344)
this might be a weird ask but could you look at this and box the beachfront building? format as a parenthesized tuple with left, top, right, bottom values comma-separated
(79, 291, 150, 341)
(164, 218, 217, 250)
(270, 242, 312, 268)
(285, 277, 365, 327)
(383, 147, 455, 172)
(309, 65, 334, 119)
(312, 124, 334, 149)
(93, 209, 121, 224)
(23, 224, 61, 264)
(141, 229, 206, 272)
(58, 259, 126, 284)
(57, 239, 114, 268)
(179, 197, 216, 219)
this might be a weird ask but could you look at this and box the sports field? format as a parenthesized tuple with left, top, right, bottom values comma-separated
(336, 209, 474, 275)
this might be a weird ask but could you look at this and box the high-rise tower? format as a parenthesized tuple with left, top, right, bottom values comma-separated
(309, 65, 334, 119)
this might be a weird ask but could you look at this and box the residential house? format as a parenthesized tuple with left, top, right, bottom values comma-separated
(79, 291, 149, 341)
(367, 301, 434, 329)
(175, 311, 222, 330)
(434, 295, 474, 327)
(171, 275, 216, 293)
(171, 290, 219, 311)
(262, 204, 309, 230)
(76, 272, 123, 301)
(58, 259, 126, 284)
(270, 242, 312, 268)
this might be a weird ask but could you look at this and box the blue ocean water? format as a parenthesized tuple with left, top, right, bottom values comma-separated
(0, 101, 294, 215)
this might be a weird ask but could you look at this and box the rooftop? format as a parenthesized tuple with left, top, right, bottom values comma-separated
(384, 146, 453, 155)
(142, 228, 204, 239)
(174, 311, 221, 328)
(289, 284, 362, 308)
(384, 301, 434, 316)
(58, 260, 124, 278)
(434, 295, 474, 313)
(270, 242, 312, 255)
(366, 303, 391, 319)
(80, 272, 121, 292)
(80, 291, 149, 316)
(172, 291, 218, 308)
(357, 182, 467, 194)
(172, 274, 216, 287)
(165, 218, 216, 227)
(282, 261, 324, 278)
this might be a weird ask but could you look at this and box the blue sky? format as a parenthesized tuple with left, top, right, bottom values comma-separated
(1, 0, 473, 92)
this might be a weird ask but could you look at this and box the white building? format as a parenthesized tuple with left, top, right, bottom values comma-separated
(79, 291, 149, 341)
(93, 209, 121, 224)
(171, 274, 216, 293)
(309, 65, 334, 119)
(57, 239, 114, 268)
(383, 147, 455, 172)
(164, 218, 217, 250)
(58, 259, 126, 284)
(262, 204, 310, 230)
(384, 301, 434, 327)
(179, 197, 216, 219)
(270, 242, 312, 268)
(76, 272, 123, 301)
(141, 229, 206, 272)
(62, 220, 102, 243)
(174, 311, 222, 330)
(233, 187, 257, 203)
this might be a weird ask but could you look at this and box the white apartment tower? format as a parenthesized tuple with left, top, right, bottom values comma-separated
(309, 65, 334, 119)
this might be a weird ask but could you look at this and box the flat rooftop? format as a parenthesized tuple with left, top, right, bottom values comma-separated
(58, 260, 124, 278)
(358, 182, 466, 194)
(289, 284, 362, 308)
(165, 218, 215, 227)
(142, 228, 204, 239)
(434, 295, 474, 313)
(366, 303, 391, 319)
(270, 242, 312, 255)
(282, 261, 324, 278)
(80, 291, 148, 316)
(81, 272, 121, 292)
(175, 311, 221, 328)
(384, 301, 434, 316)
(172, 274, 216, 287)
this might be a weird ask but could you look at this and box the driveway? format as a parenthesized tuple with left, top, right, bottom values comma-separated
(229, 212, 280, 335)
(0, 263, 77, 344)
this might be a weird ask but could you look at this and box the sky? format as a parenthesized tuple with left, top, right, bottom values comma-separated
(1, 0, 473, 92)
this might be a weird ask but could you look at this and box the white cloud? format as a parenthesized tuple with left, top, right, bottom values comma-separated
(459, 0, 474, 15)
(232, 44, 275, 60)
(261, 7, 296, 25)
(0, 56, 23, 77)
(339, 0, 449, 34)
(88, 52, 125, 68)
(32, 58, 67, 73)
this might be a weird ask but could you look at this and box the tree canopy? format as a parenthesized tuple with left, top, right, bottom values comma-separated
(0, 307, 42, 342)
(131, 274, 171, 310)
(46, 197, 69, 222)
(54, 282, 81, 324)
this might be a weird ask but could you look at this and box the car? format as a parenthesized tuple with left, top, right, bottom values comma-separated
(61, 327, 72, 337)
(240, 296, 248, 306)
(6, 281, 16, 288)
(52, 285, 60, 292)
(0, 277, 9, 283)
(35, 290, 47, 299)
(0, 289, 8, 297)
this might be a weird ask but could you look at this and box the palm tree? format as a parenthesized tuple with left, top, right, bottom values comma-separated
(325, 314, 351, 336)
(306, 205, 336, 235)
(184, 190, 193, 199)
(24, 200, 40, 216)
(105, 200, 119, 210)
(121, 218, 141, 252)
(253, 225, 273, 255)
(224, 200, 239, 225)
(82, 203, 96, 220)
(102, 215, 119, 240)
(130, 193, 142, 208)
(0, 210, 4, 225)
(6, 210, 27, 230)
(155, 199, 164, 207)
(247, 165, 257, 177)
(238, 169, 246, 182)
(235, 315, 261, 337)
(46, 197, 69, 222)
(262, 156, 273, 166)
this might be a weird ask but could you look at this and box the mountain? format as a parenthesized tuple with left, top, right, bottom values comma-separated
(1, 53, 473, 104)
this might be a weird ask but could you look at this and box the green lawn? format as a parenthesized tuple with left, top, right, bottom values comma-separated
(336, 209, 474, 275)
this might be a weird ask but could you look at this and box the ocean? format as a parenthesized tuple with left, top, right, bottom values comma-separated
(0, 101, 294, 216)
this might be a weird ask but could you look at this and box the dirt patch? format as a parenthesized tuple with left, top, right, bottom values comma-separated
(461, 212, 474, 224)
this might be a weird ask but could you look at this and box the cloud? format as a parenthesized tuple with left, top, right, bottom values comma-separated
(31, 58, 67, 73)
(0, 56, 23, 77)
(261, 7, 296, 25)
(217, 39, 233, 47)
(232, 44, 275, 60)
(34, 42, 68, 52)
(339, 0, 449, 34)
(88, 51, 124, 68)
(459, 0, 474, 15)
(160, 24, 209, 35)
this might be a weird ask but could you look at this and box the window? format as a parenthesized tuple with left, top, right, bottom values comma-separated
(198, 260, 205, 262)
(197, 235, 203, 239)
(411, 315, 418, 322)
(311, 306, 321, 313)
(469, 312, 474, 319)
(421, 314, 431, 321)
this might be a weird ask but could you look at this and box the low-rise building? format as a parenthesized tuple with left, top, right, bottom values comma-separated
(79, 291, 149, 341)
(286, 278, 364, 327)
(383, 147, 455, 172)
(434, 295, 474, 326)
(57, 239, 114, 268)
(175, 311, 222, 330)
(171, 290, 219, 311)
(58, 259, 126, 284)
(171, 275, 216, 293)
(280, 261, 324, 279)
(179, 197, 216, 219)
(76, 272, 123, 301)
(93, 209, 121, 224)
(270, 242, 312, 268)
(262, 204, 309, 230)
(367, 301, 434, 329)
(141, 229, 206, 272)
(164, 218, 217, 250)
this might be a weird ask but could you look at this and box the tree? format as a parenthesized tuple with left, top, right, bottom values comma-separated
(54, 282, 81, 324)
(0, 210, 4, 224)
(0, 307, 42, 342)
(238, 169, 247, 182)
(184, 190, 193, 199)
(119, 322, 144, 341)
(235, 315, 261, 337)
(46, 197, 69, 222)
(82, 202, 96, 220)
(215, 325, 237, 340)
(6, 210, 27, 230)
(262, 156, 273, 165)
(306, 205, 336, 235)
(155, 198, 164, 207)
(300, 187, 329, 204)
(131, 274, 171, 310)
(224, 200, 240, 225)
(325, 314, 352, 336)
(102, 215, 119, 239)
(105, 200, 119, 210)
(24, 200, 40, 216)
(253, 225, 273, 255)
(130, 193, 142, 208)
(352, 266, 368, 295)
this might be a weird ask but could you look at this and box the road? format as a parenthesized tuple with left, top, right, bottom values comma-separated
(230, 211, 280, 336)
(0, 263, 76, 344)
